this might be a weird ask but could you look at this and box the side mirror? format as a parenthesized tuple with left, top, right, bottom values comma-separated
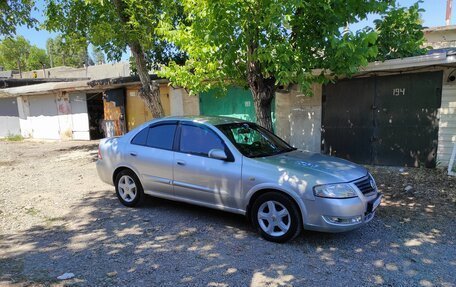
(208, 149, 228, 160)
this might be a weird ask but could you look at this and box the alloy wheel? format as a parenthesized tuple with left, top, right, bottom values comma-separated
(257, 200, 291, 237)
(118, 175, 137, 203)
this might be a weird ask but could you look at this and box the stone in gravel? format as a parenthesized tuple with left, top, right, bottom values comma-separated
(57, 272, 75, 280)
(106, 271, 117, 277)
(404, 185, 414, 193)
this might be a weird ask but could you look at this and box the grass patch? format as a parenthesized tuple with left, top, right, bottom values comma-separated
(44, 216, 66, 227)
(2, 134, 24, 141)
(25, 207, 40, 216)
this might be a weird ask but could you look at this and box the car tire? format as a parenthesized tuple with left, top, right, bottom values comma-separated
(251, 192, 302, 243)
(115, 169, 145, 207)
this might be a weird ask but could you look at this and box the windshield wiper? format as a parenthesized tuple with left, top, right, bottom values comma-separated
(250, 147, 296, 158)
(272, 147, 296, 156)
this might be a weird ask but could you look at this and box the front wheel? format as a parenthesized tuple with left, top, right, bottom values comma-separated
(251, 192, 302, 243)
(115, 169, 144, 207)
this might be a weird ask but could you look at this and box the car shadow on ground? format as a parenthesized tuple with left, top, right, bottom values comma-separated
(54, 143, 99, 152)
(53, 143, 100, 163)
(1, 189, 454, 286)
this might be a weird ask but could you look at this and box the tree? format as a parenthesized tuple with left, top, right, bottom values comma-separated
(0, 36, 50, 73)
(44, 0, 183, 118)
(0, 0, 37, 36)
(372, 2, 428, 61)
(46, 35, 91, 68)
(28, 46, 50, 70)
(0, 36, 30, 73)
(92, 46, 105, 65)
(159, 0, 425, 130)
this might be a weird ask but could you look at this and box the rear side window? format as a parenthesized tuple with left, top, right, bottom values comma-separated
(146, 124, 176, 150)
(131, 127, 149, 145)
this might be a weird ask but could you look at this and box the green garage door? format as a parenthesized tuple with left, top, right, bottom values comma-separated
(200, 86, 275, 126)
(200, 87, 256, 121)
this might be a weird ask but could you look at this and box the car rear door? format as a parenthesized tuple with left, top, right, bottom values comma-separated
(173, 122, 242, 209)
(127, 121, 177, 195)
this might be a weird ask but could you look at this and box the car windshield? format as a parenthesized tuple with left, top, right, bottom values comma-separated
(216, 122, 296, 158)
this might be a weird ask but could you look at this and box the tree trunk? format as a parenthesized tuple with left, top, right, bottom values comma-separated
(130, 41, 164, 118)
(247, 58, 275, 131)
(112, 0, 164, 118)
(17, 59, 22, 79)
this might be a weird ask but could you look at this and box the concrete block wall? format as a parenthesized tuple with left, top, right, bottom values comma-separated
(15, 62, 131, 80)
(437, 68, 456, 167)
(170, 87, 200, 116)
(275, 84, 322, 152)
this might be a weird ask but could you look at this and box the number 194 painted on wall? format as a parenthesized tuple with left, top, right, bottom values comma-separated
(392, 88, 406, 96)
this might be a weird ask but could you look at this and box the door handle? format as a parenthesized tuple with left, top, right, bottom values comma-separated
(176, 160, 186, 166)
(130, 152, 137, 157)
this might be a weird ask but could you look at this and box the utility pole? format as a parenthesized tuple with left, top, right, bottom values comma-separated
(17, 59, 22, 79)
(446, 0, 452, 26)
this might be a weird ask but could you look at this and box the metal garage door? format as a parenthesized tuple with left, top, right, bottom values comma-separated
(322, 71, 443, 167)
(29, 96, 61, 140)
(70, 93, 90, 140)
(199, 86, 276, 130)
(200, 87, 257, 122)
(0, 98, 21, 137)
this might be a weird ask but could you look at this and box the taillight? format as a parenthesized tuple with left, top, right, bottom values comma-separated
(98, 146, 102, 160)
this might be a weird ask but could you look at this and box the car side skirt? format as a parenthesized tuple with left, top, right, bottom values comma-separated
(143, 189, 246, 215)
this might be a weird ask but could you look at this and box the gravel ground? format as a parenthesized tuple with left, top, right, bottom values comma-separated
(0, 140, 455, 287)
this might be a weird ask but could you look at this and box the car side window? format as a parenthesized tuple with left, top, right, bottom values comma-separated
(179, 124, 225, 156)
(146, 124, 176, 150)
(131, 127, 149, 146)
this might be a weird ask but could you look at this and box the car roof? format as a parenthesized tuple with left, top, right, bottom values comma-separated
(161, 116, 249, 126)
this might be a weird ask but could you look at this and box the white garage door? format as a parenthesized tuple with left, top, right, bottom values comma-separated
(29, 96, 60, 140)
(0, 98, 21, 137)
(70, 93, 90, 140)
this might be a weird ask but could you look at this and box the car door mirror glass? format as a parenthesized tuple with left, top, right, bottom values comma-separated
(208, 149, 227, 160)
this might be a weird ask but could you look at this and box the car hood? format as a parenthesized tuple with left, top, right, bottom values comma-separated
(253, 150, 367, 183)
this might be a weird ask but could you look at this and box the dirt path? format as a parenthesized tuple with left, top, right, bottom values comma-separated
(0, 140, 455, 286)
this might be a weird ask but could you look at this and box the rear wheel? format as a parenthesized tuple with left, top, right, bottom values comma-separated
(251, 192, 302, 243)
(115, 169, 144, 207)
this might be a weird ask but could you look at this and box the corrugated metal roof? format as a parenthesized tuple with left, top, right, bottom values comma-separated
(423, 25, 456, 33)
(0, 77, 88, 89)
(359, 52, 456, 72)
(0, 80, 90, 98)
(88, 74, 165, 87)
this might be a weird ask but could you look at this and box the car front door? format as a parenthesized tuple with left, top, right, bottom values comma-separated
(127, 122, 177, 195)
(173, 122, 242, 210)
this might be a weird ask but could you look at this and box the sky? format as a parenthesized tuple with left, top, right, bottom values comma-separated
(12, 0, 453, 62)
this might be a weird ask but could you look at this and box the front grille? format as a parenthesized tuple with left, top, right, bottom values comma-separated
(354, 176, 376, 195)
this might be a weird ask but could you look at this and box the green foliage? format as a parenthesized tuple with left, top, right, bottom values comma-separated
(0, 0, 37, 36)
(158, 0, 396, 95)
(46, 35, 90, 68)
(92, 46, 105, 64)
(0, 36, 49, 71)
(2, 134, 24, 141)
(45, 0, 122, 60)
(44, 0, 184, 67)
(0, 36, 29, 70)
(28, 46, 50, 70)
(371, 1, 428, 61)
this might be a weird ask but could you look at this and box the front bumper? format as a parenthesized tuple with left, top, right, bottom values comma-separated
(303, 192, 382, 233)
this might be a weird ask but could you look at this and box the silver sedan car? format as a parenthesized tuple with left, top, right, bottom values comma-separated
(97, 116, 382, 243)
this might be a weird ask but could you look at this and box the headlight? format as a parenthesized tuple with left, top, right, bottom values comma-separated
(313, 183, 358, 198)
